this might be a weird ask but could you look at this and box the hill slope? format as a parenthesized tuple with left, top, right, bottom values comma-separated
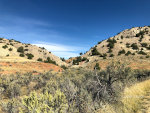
(0, 38, 66, 66)
(84, 26, 150, 57)
(69, 26, 150, 69)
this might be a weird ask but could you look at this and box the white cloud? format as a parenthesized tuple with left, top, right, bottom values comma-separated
(32, 41, 84, 58)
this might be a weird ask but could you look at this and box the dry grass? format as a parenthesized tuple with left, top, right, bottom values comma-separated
(0, 56, 62, 75)
(121, 79, 150, 113)
(96, 79, 150, 113)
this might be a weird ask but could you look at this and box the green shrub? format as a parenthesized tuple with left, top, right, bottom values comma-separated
(24, 49, 28, 51)
(0, 38, 3, 40)
(17, 46, 24, 53)
(121, 35, 123, 39)
(94, 63, 100, 70)
(146, 45, 150, 50)
(20, 54, 24, 57)
(44, 57, 56, 65)
(72, 57, 88, 65)
(107, 38, 117, 53)
(2, 45, 8, 49)
(91, 47, 100, 56)
(131, 43, 139, 50)
(136, 31, 145, 37)
(103, 56, 107, 59)
(98, 41, 102, 44)
(141, 43, 147, 47)
(20, 90, 68, 113)
(60, 57, 65, 61)
(26, 53, 34, 59)
(125, 51, 132, 56)
(118, 49, 126, 55)
(6, 83, 21, 98)
(146, 55, 150, 58)
(126, 43, 130, 48)
(37, 58, 43, 62)
(138, 51, 147, 55)
(8, 48, 13, 51)
(107, 48, 112, 53)
(109, 54, 114, 57)
(61, 65, 67, 70)
(10, 43, 13, 46)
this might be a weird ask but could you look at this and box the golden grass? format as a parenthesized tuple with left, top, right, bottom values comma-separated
(96, 79, 150, 113)
(121, 79, 150, 113)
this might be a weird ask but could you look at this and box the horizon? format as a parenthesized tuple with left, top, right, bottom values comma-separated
(0, 0, 150, 58)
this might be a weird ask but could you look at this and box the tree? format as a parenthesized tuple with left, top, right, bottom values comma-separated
(26, 53, 34, 59)
(2, 45, 8, 49)
(20, 54, 24, 57)
(131, 43, 139, 50)
(94, 63, 100, 70)
(37, 58, 43, 62)
(91, 47, 100, 56)
(60, 57, 65, 61)
(79, 52, 83, 55)
(17, 46, 24, 53)
(8, 48, 13, 51)
(44, 57, 56, 65)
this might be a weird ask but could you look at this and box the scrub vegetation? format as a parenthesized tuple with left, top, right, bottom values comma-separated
(0, 61, 150, 113)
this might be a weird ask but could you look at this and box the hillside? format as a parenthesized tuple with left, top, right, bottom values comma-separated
(0, 38, 66, 66)
(69, 26, 150, 70)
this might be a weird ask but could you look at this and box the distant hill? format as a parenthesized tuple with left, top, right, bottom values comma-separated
(0, 38, 67, 66)
(69, 26, 150, 69)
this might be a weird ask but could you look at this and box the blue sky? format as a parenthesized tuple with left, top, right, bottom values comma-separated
(0, 0, 150, 58)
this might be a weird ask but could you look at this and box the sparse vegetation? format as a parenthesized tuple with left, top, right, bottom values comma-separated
(60, 57, 65, 61)
(8, 48, 13, 51)
(109, 54, 114, 57)
(138, 51, 147, 55)
(44, 57, 56, 65)
(136, 31, 145, 37)
(131, 43, 139, 50)
(0, 38, 3, 40)
(141, 43, 148, 47)
(37, 58, 43, 61)
(61, 65, 67, 70)
(94, 63, 100, 70)
(73, 56, 88, 65)
(0, 61, 150, 113)
(2, 45, 8, 49)
(24, 49, 28, 51)
(19, 53, 24, 57)
(121, 35, 123, 39)
(91, 47, 101, 56)
(26, 53, 34, 59)
(118, 49, 126, 55)
(125, 51, 132, 56)
(126, 43, 130, 48)
(107, 38, 117, 53)
(17, 46, 24, 53)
